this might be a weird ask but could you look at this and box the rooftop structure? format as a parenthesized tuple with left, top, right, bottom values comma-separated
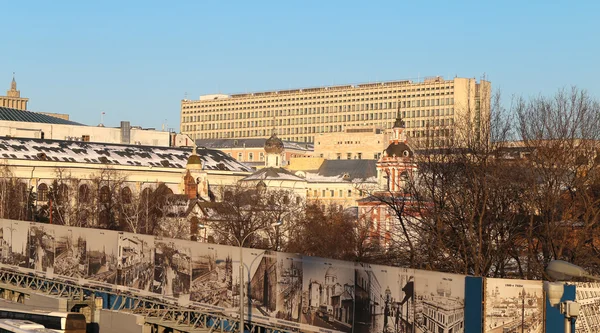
(0, 107, 82, 125)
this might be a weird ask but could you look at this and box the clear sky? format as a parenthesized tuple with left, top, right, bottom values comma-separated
(1, 0, 598, 130)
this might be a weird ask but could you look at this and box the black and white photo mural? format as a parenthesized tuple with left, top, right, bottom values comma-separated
(275, 252, 303, 323)
(85, 229, 119, 284)
(53, 226, 87, 278)
(234, 247, 277, 322)
(0, 221, 30, 268)
(117, 233, 155, 291)
(153, 239, 191, 300)
(231, 248, 303, 327)
(413, 270, 465, 333)
(573, 282, 600, 333)
(189, 242, 233, 311)
(27, 225, 55, 274)
(354, 264, 415, 333)
(484, 278, 543, 333)
(301, 256, 354, 333)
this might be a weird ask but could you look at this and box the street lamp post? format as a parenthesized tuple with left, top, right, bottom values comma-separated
(521, 287, 525, 333)
(544, 260, 599, 333)
(197, 220, 283, 333)
(384, 286, 391, 333)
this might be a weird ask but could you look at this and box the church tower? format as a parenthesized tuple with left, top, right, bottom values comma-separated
(1, 74, 29, 110)
(376, 108, 415, 192)
(264, 130, 284, 168)
(183, 147, 209, 199)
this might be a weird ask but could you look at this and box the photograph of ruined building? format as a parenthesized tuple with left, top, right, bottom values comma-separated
(189, 243, 233, 309)
(54, 227, 87, 278)
(86, 229, 119, 284)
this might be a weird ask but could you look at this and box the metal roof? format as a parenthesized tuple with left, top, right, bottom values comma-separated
(0, 137, 253, 172)
(195, 138, 313, 151)
(0, 107, 84, 125)
(316, 159, 378, 181)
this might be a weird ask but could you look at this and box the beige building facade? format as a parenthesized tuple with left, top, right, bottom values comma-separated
(1, 76, 28, 110)
(181, 76, 491, 147)
(314, 127, 389, 160)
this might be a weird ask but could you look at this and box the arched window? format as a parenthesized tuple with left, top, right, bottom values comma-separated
(141, 188, 153, 203)
(78, 184, 90, 203)
(121, 187, 132, 204)
(100, 186, 110, 203)
(58, 183, 69, 202)
(37, 183, 48, 202)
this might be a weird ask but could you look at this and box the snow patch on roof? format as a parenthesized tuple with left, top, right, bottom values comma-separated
(0, 137, 252, 172)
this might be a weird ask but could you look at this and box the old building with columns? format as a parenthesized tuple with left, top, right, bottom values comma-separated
(0, 136, 252, 210)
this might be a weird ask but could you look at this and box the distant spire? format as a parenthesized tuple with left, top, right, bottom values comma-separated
(10, 72, 16, 90)
(272, 114, 277, 136)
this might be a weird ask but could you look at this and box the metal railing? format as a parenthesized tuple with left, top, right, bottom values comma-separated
(0, 268, 296, 333)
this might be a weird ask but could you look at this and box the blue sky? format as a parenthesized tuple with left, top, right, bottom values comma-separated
(1, 1, 598, 130)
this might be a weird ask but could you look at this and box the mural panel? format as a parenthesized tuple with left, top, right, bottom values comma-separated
(117, 233, 155, 291)
(413, 270, 465, 333)
(275, 252, 303, 323)
(189, 242, 233, 311)
(0, 221, 30, 268)
(53, 226, 87, 278)
(484, 278, 543, 333)
(85, 229, 119, 284)
(232, 247, 274, 322)
(27, 224, 55, 274)
(300, 256, 355, 333)
(354, 264, 415, 333)
(153, 238, 191, 301)
(573, 282, 600, 333)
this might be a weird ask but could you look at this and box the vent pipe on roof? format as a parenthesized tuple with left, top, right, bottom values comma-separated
(121, 121, 131, 144)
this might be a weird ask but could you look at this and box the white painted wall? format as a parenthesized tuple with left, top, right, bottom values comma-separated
(0, 120, 174, 147)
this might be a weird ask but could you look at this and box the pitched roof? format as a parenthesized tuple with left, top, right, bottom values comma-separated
(195, 138, 314, 152)
(305, 159, 378, 183)
(0, 107, 84, 125)
(240, 167, 306, 182)
(0, 137, 252, 172)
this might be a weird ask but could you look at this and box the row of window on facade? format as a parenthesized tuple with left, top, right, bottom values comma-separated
(307, 189, 363, 198)
(182, 99, 455, 123)
(35, 183, 172, 204)
(181, 86, 455, 111)
(183, 109, 455, 134)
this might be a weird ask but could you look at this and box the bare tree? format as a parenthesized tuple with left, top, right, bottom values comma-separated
(516, 87, 600, 277)
(205, 183, 302, 250)
(285, 201, 357, 261)
(89, 166, 127, 229)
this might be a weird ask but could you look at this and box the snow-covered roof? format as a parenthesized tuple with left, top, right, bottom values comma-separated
(240, 167, 306, 182)
(302, 159, 378, 183)
(0, 137, 252, 172)
(195, 138, 313, 152)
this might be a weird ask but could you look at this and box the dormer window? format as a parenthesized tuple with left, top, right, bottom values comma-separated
(403, 150, 410, 157)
